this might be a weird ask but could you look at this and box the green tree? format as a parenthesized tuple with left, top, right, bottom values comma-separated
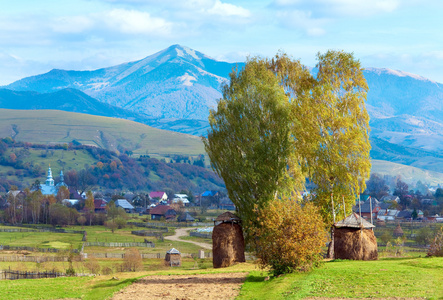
(366, 173, 390, 200)
(298, 50, 371, 225)
(30, 190, 43, 224)
(56, 186, 70, 203)
(203, 58, 298, 229)
(85, 191, 95, 226)
(415, 226, 433, 246)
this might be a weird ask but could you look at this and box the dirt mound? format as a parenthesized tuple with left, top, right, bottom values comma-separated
(334, 228, 378, 260)
(111, 272, 247, 300)
(212, 222, 245, 268)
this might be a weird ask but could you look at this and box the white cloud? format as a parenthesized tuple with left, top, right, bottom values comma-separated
(102, 9, 173, 35)
(53, 16, 94, 33)
(206, 0, 251, 18)
(272, 0, 401, 17)
(276, 9, 329, 36)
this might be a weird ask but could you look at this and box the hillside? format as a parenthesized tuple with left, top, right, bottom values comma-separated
(0, 141, 224, 193)
(0, 109, 204, 158)
(371, 159, 443, 186)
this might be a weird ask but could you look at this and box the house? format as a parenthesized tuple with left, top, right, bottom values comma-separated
(355, 197, 380, 220)
(115, 199, 135, 212)
(172, 194, 190, 205)
(396, 210, 413, 220)
(62, 199, 79, 207)
(219, 197, 235, 210)
(200, 190, 221, 207)
(150, 205, 176, 221)
(377, 208, 399, 221)
(149, 191, 168, 202)
(380, 195, 400, 203)
(94, 199, 107, 213)
(177, 212, 195, 222)
(201, 190, 219, 198)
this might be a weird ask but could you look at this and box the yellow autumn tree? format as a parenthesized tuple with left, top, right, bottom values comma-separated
(251, 197, 326, 276)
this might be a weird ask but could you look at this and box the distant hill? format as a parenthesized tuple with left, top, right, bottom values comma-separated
(0, 109, 204, 158)
(371, 159, 443, 187)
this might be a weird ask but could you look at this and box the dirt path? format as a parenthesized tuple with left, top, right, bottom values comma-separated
(164, 227, 212, 250)
(111, 272, 247, 300)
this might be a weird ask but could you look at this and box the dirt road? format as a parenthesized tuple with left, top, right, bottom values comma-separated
(164, 227, 212, 250)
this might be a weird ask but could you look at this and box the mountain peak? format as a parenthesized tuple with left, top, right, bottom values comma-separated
(365, 67, 436, 83)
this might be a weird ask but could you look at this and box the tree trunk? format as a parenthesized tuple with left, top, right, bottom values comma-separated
(327, 226, 335, 259)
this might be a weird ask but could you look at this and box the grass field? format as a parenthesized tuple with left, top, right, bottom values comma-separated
(0, 257, 442, 299)
(0, 229, 83, 250)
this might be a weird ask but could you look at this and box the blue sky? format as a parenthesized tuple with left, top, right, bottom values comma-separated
(1, 0, 443, 85)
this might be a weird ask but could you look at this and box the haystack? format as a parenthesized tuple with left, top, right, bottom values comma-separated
(165, 248, 181, 267)
(334, 213, 378, 260)
(393, 224, 404, 237)
(376, 219, 386, 227)
(212, 212, 245, 268)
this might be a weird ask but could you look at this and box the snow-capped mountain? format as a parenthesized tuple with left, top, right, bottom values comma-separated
(4, 44, 240, 120)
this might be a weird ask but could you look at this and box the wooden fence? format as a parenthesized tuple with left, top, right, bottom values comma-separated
(131, 230, 163, 238)
(0, 255, 68, 262)
(85, 252, 213, 259)
(134, 221, 213, 228)
(84, 242, 155, 248)
(0, 245, 79, 253)
(127, 222, 169, 232)
(1, 224, 85, 235)
(0, 270, 65, 280)
(190, 231, 212, 239)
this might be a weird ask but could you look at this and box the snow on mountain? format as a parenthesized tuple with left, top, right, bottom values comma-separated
(3, 44, 238, 120)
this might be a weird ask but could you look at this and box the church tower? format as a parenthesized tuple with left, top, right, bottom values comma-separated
(45, 166, 54, 187)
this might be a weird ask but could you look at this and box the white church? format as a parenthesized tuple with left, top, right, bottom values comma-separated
(40, 166, 68, 195)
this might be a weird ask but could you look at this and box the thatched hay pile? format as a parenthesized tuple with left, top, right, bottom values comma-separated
(393, 224, 404, 237)
(334, 227, 378, 260)
(376, 219, 386, 227)
(428, 228, 443, 257)
(212, 222, 245, 268)
(165, 248, 181, 267)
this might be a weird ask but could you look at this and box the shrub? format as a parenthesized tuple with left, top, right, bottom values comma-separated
(251, 197, 326, 276)
(414, 226, 434, 246)
(84, 256, 100, 274)
(101, 266, 114, 275)
(122, 248, 143, 272)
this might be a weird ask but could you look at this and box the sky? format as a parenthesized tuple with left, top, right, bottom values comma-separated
(1, 0, 443, 85)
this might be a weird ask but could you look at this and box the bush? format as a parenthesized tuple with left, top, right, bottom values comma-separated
(101, 266, 114, 275)
(251, 197, 326, 276)
(122, 248, 143, 272)
(84, 256, 100, 274)
(414, 226, 434, 246)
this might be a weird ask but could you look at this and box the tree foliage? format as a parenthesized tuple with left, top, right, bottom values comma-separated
(299, 51, 370, 224)
(203, 58, 297, 227)
(251, 197, 326, 276)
